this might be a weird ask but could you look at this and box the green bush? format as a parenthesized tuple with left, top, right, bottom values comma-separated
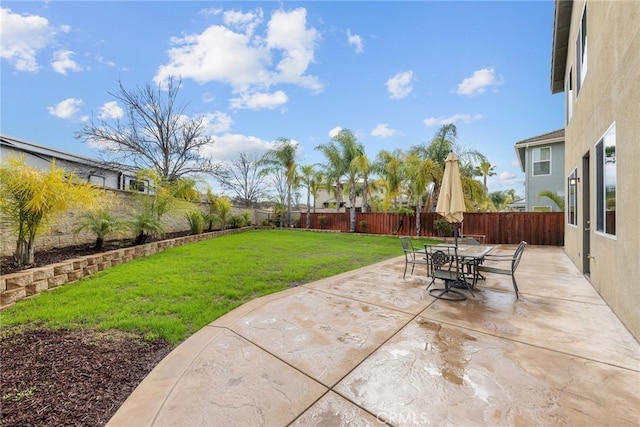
(185, 211, 204, 234)
(434, 219, 453, 237)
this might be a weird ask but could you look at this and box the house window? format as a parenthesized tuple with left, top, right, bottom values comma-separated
(128, 179, 146, 192)
(576, 4, 587, 95)
(595, 123, 616, 236)
(565, 67, 573, 124)
(533, 147, 551, 176)
(88, 175, 106, 187)
(567, 169, 578, 226)
(533, 206, 552, 212)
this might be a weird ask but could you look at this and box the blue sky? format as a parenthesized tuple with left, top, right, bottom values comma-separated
(1, 1, 564, 196)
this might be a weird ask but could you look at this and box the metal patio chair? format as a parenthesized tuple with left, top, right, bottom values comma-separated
(476, 241, 527, 298)
(400, 237, 429, 279)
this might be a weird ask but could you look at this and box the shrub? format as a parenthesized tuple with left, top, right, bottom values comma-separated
(318, 215, 328, 229)
(358, 220, 368, 233)
(434, 219, 453, 237)
(185, 211, 204, 234)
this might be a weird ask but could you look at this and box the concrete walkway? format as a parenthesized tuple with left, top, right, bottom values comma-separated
(108, 245, 640, 426)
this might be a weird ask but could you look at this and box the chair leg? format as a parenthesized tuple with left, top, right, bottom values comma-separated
(403, 261, 408, 279)
(511, 275, 520, 299)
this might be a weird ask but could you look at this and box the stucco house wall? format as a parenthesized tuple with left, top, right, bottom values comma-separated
(552, 0, 640, 339)
(515, 129, 565, 212)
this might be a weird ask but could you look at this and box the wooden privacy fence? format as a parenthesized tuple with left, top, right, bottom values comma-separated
(301, 212, 565, 246)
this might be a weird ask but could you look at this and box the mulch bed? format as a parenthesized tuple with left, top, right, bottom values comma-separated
(0, 327, 172, 427)
(0, 232, 194, 426)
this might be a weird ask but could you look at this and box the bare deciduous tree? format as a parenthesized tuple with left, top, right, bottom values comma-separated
(75, 76, 218, 181)
(213, 152, 267, 208)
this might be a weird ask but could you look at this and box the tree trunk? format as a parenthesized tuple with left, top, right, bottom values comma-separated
(306, 188, 311, 229)
(349, 185, 357, 233)
(415, 204, 422, 236)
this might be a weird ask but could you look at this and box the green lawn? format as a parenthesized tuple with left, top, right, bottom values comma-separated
(1, 230, 438, 345)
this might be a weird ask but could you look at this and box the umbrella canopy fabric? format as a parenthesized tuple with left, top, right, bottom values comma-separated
(436, 152, 466, 224)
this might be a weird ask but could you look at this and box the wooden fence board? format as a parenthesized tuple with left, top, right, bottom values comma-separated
(301, 212, 564, 246)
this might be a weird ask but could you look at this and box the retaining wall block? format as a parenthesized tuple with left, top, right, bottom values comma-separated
(4, 272, 33, 290)
(31, 267, 55, 282)
(1, 287, 27, 305)
(71, 259, 88, 271)
(52, 262, 74, 275)
(84, 254, 103, 266)
(67, 269, 84, 281)
(26, 280, 49, 296)
(48, 274, 68, 288)
(97, 261, 112, 271)
(0, 277, 5, 292)
(83, 264, 99, 275)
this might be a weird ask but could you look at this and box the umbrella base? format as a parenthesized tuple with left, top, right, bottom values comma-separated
(428, 286, 466, 301)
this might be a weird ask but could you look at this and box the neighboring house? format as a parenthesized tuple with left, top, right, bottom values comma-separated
(551, 0, 640, 340)
(0, 134, 153, 194)
(313, 185, 387, 212)
(505, 197, 526, 212)
(515, 129, 565, 212)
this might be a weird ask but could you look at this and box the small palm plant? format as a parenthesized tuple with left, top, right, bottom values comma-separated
(131, 212, 165, 245)
(74, 210, 130, 250)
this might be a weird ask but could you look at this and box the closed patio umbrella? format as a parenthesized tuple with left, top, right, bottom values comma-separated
(436, 152, 466, 244)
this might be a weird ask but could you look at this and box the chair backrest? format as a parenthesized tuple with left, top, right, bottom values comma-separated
(400, 237, 415, 260)
(511, 241, 527, 273)
(426, 245, 454, 269)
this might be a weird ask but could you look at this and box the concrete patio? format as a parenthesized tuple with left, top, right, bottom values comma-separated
(108, 245, 640, 426)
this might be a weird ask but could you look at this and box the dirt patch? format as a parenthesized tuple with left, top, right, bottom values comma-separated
(0, 327, 172, 427)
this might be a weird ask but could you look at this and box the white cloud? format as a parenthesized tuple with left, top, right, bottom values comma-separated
(488, 171, 525, 195)
(96, 55, 116, 68)
(154, 7, 323, 109)
(203, 111, 233, 134)
(98, 101, 123, 120)
(423, 113, 483, 126)
(222, 9, 263, 36)
(328, 127, 342, 138)
(47, 98, 83, 119)
(200, 133, 271, 162)
(456, 67, 502, 96)
(385, 70, 413, 99)
(371, 124, 396, 138)
(51, 49, 83, 75)
(230, 90, 288, 110)
(0, 7, 55, 72)
(347, 29, 363, 54)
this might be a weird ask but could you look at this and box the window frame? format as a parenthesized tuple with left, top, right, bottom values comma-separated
(565, 66, 573, 124)
(532, 146, 552, 176)
(576, 4, 588, 95)
(595, 123, 616, 237)
(567, 169, 578, 226)
(532, 206, 552, 213)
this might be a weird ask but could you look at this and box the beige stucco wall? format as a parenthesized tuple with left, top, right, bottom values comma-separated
(562, 0, 640, 339)
(0, 189, 272, 257)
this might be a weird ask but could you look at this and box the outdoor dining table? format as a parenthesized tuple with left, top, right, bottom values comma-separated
(434, 243, 495, 290)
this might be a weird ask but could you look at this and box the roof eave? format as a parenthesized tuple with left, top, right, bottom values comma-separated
(550, 0, 573, 94)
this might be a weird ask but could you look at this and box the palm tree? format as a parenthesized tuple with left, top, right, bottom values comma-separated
(372, 149, 405, 212)
(74, 210, 129, 250)
(351, 153, 371, 213)
(476, 160, 497, 192)
(260, 138, 298, 228)
(538, 190, 565, 210)
(404, 153, 438, 236)
(410, 123, 486, 212)
(316, 129, 365, 232)
(299, 164, 317, 229)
